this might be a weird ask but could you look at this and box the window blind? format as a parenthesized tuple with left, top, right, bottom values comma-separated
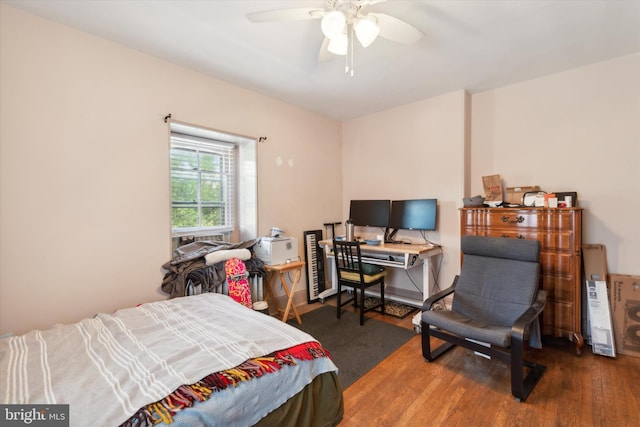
(170, 127, 236, 234)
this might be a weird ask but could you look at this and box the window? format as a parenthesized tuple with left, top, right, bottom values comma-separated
(171, 134, 235, 232)
(169, 122, 257, 243)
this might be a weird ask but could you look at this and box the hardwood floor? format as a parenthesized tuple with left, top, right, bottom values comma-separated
(307, 301, 640, 427)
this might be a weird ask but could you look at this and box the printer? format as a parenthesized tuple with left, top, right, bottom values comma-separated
(254, 237, 299, 265)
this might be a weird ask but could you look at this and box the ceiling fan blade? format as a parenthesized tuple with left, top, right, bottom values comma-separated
(369, 13, 423, 44)
(247, 8, 324, 23)
(318, 37, 334, 62)
(357, 0, 388, 7)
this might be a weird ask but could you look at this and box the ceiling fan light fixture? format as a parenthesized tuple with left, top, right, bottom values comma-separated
(321, 11, 346, 38)
(354, 16, 380, 48)
(327, 32, 348, 55)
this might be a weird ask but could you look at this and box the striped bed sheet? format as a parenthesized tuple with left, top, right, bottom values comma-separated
(1, 293, 340, 426)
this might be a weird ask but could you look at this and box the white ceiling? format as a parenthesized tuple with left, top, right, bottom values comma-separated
(7, 0, 640, 121)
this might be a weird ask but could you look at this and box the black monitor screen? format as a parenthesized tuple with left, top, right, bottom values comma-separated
(389, 199, 437, 231)
(349, 200, 390, 228)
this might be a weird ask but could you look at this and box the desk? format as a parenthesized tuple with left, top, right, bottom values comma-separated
(264, 261, 305, 324)
(319, 240, 442, 306)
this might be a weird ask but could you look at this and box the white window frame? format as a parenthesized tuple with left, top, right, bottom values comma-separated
(169, 122, 257, 243)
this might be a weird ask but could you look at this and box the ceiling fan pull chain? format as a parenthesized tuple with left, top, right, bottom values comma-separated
(350, 24, 354, 77)
(344, 22, 350, 75)
(348, 22, 354, 77)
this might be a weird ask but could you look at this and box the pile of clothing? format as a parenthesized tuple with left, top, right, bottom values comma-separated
(161, 239, 265, 298)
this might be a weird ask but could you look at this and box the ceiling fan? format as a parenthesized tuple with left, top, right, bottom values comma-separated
(246, 0, 424, 76)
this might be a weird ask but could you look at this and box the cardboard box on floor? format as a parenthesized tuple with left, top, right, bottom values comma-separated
(609, 274, 640, 358)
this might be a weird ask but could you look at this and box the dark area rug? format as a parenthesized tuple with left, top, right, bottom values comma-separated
(289, 305, 415, 389)
(362, 297, 418, 319)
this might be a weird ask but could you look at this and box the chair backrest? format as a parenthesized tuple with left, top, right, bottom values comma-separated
(452, 236, 541, 327)
(333, 240, 364, 280)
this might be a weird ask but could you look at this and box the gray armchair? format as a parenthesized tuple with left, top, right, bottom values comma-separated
(421, 235, 547, 401)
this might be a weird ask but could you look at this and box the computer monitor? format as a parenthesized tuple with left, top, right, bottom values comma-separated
(389, 199, 437, 231)
(349, 200, 391, 228)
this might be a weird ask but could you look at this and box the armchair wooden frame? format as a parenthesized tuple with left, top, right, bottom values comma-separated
(421, 236, 548, 402)
(422, 281, 547, 401)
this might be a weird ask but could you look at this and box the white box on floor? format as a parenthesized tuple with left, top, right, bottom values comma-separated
(586, 280, 616, 357)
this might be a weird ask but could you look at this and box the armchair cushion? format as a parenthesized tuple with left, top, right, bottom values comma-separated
(461, 235, 541, 262)
(423, 236, 541, 348)
(423, 305, 516, 348)
(453, 255, 539, 327)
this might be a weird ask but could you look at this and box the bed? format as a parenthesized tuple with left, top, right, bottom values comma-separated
(0, 293, 343, 426)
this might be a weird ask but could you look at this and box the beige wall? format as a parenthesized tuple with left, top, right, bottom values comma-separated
(2, 4, 638, 335)
(341, 91, 468, 296)
(0, 5, 342, 335)
(471, 54, 640, 275)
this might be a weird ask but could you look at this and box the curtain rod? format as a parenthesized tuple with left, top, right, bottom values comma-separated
(163, 113, 267, 143)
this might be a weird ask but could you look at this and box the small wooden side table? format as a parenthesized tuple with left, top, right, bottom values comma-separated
(264, 261, 305, 324)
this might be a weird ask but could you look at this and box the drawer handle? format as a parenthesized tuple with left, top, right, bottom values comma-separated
(501, 215, 525, 224)
(501, 234, 525, 239)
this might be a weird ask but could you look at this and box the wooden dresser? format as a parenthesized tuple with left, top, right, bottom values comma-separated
(460, 207, 583, 354)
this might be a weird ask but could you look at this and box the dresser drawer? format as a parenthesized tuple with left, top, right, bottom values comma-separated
(541, 273, 576, 302)
(540, 251, 577, 276)
(539, 231, 576, 252)
(462, 229, 575, 252)
(542, 301, 575, 335)
(461, 208, 579, 233)
(460, 229, 536, 241)
(460, 209, 539, 230)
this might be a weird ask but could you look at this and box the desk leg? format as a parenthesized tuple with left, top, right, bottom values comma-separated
(422, 253, 442, 302)
(280, 269, 303, 325)
(318, 249, 337, 302)
(422, 259, 431, 302)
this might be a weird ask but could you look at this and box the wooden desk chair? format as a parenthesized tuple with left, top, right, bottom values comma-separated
(332, 240, 386, 325)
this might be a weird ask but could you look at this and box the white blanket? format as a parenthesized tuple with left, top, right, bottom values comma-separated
(1, 293, 332, 426)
